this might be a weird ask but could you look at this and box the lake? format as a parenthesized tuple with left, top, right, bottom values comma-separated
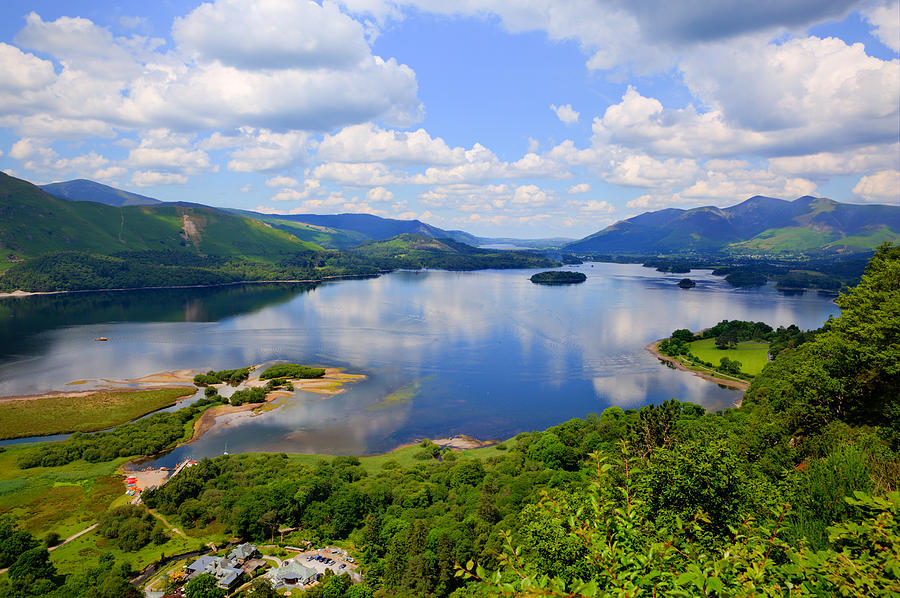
(0, 263, 840, 462)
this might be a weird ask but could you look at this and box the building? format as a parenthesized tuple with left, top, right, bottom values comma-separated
(269, 560, 318, 589)
(227, 542, 259, 565)
(185, 544, 258, 590)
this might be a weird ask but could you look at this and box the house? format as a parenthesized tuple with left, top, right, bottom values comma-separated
(227, 542, 259, 565)
(269, 560, 318, 588)
(184, 555, 243, 590)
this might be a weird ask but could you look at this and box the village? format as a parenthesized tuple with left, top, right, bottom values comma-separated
(142, 541, 361, 597)
(122, 461, 362, 596)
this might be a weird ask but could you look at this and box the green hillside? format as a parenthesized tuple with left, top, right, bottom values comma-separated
(567, 195, 900, 256)
(0, 172, 318, 264)
(253, 214, 369, 249)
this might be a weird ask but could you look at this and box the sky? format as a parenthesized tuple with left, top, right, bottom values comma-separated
(0, 0, 898, 238)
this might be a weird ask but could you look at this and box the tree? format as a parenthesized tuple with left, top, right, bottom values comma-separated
(745, 243, 900, 442)
(718, 356, 742, 375)
(185, 573, 225, 598)
(246, 578, 279, 598)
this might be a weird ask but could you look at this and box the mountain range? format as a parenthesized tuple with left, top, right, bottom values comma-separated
(13, 176, 900, 261)
(564, 195, 900, 256)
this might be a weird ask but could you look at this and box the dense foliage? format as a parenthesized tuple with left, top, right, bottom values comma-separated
(98, 505, 167, 552)
(0, 519, 139, 598)
(16, 396, 224, 468)
(745, 243, 900, 445)
(259, 364, 326, 380)
(1, 234, 557, 293)
(194, 366, 252, 386)
(529, 271, 587, 284)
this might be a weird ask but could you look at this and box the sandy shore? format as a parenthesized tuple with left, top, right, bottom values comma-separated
(645, 339, 750, 393)
(1, 368, 203, 403)
(432, 434, 499, 450)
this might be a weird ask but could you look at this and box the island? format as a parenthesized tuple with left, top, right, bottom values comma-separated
(677, 277, 696, 288)
(529, 270, 587, 284)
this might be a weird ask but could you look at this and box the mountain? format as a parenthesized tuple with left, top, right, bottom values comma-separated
(40, 179, 162, 207)
(566, 195, 900, 256)
(350, 233, 556, 270)
(261, 212, 482, 246)
(0, 172, 319, 264)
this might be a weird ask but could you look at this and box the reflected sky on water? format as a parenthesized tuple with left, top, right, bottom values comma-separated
(0, 263, 840, 459)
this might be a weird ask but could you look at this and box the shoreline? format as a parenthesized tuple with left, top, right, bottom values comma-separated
(645, 339, 750, 395)
(182, 367, 366, 447)
(0, 273, 387, 300)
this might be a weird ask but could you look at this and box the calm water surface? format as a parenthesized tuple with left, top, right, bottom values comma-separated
(0, 263, 839, 461)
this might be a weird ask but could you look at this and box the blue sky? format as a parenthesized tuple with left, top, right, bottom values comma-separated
(0, 0, 897, 238)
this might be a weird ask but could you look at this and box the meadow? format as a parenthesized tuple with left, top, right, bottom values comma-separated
(0, 388, 196, 440)
(687, 338, 771, 375)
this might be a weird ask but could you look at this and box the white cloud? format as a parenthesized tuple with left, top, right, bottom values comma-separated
(1, 8, 422, 139)
(0, 42, 56, 92)
(577, 199, 615, 213)
(366, 186, 394, 201)
(93, 166, 128, 181)
(312, 161, 403, 185)
(512, 184, 555, 206)
(14, 115, 115, 139)
(318, 123, 464, 164)
(174, 0, 370, 70)
(240, 184, 252, 192)
(126, 131, 212, 175)
(550, 103, 580, 124)
(862, 1, 900, 52)
(270, 179, 321, 201)
(769, 144, 900, 177)
(624, 161, 817, 210)
(225, 129, 312, 172)
(265, 176, 300, 188)
(567, 183, 590, 194)
(852, 169, 900, 204)
(131, 171, 188, 186)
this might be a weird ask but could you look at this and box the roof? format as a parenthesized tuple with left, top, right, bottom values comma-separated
(271, 560, 317, 584)
(186, 555, 219, 573)
(228, 542, 258, 561)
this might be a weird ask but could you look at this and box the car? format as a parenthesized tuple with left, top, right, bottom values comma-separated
(340, 564, 347, 569)
(346, 557, 354, 563)
(331, 549, 340, 554)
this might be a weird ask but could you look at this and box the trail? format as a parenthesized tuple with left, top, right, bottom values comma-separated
(148, 510, 187, 539)
(49, 523, 99, 551)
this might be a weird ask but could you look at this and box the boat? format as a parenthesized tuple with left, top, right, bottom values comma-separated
(94, 337, 108, 341)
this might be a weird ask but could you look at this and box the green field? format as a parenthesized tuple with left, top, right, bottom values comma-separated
(0, 445, 125, 538)
(688, 338, 771, 375)
(0, 387, 196, 440)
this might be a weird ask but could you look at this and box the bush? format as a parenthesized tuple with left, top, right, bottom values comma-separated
(259, 364, 326, 380)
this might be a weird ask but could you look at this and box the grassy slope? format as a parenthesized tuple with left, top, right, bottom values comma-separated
(728, 227, 838, 253)
(688, 338, 770, 375)
(0, 388, 197, 440)
(0, 445, 126, 538)
(260, 216, 367, 250)
(0, 173, 318, 261)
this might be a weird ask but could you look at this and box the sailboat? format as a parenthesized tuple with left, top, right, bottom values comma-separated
(223, 442, 229, 456)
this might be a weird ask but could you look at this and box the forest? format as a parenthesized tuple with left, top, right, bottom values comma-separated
(0, 235, 557, 293)
(0, 244, 897, 597)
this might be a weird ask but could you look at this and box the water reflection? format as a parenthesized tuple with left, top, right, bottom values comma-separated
(0, 264, 839, 458)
